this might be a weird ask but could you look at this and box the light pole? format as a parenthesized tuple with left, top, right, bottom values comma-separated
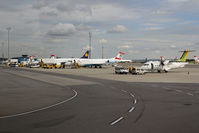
(2, 42, 4, 61)
(89, 32, 91, 59)
(102, 44, 104, 59)
(6, 27, 11, 59)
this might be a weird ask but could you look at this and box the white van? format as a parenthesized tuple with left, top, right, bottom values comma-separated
(115, 67, 129, 74)
(131, 67, 146, 75)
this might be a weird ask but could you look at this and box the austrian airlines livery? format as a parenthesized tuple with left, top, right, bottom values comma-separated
(194, 56, 199, 63)
(40, 50, 89, 65)
(76, 51, 131, 68)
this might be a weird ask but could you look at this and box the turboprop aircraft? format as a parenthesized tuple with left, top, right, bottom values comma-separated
(75, 51, 130, 68)
(140, 49, 191, 72)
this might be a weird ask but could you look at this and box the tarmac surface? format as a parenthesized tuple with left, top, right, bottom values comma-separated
(0, 64, 199, 133)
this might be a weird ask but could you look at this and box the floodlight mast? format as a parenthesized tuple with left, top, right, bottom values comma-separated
(6, 27, 11, 59)
(89, 32, 91, 59)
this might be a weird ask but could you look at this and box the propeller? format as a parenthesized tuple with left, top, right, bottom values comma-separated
(160, 56, 169, 65)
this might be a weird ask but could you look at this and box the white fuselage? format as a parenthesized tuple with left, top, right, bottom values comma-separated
(39, 57, 76, 66)
(75, 58, 131, 67)
(75, 58, 108, 67)
(141, 60, 188, 72)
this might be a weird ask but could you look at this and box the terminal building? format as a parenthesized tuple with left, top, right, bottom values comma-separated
(12, 55, 29, 64)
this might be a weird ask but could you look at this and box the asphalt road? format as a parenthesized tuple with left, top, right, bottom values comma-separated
(0, 66, 199, 133)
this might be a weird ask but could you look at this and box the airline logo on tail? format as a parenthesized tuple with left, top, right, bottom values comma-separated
(115, 52, 125, 60)
(160, 56, 165, 62)
(194, 56, 199, 63)
(81, 50, 89, 59)
(50, 54, 56, 59)
(176, 49, 190, 62)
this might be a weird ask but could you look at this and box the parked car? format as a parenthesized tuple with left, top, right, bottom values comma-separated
(131, 67, 146, 75)
(115, 67, 129, 74)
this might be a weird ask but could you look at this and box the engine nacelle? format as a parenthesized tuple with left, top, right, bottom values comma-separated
(107, 59, 116, 63)
(163, 60, 169, 65)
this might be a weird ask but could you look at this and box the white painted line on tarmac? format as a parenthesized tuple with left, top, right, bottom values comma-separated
(0, 90, 78, 119)
(121, 90, 127, 93)
(128, 107, 135, 113)
(175, 89, 183, 93)
(134, 99, 137, 104)
(163, 87, 171, 90)
(110, 117, 124, 126)
(187, 93, 194, 96)
(111, 86, 116, 89)
(130, 93, 135, 98)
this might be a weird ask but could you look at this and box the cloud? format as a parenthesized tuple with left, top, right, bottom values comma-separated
(168, 0, 190, 3)
(32, 0, 47, 9)
(153, 10, 174, 15)
(32, 1, 137, 22)
(82, 45, 93, 50)
(107, 25, 128, 33)
(131, 38, 172, 43)
(128, 50, 140, 54)
(118, 45, 132, 49)
(154, 50, 160, 54)
(99, 39, 108, 44)
(76, 24, 92, 31)
(41, 7, 58, 17)
(140, 27, 165, 31)
(117, 42, 133, 49)
(47, 23, 76, 36)
(170, 45, 176, 48)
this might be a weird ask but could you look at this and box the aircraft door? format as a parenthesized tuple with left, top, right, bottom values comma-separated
(151, 63, 154, 70)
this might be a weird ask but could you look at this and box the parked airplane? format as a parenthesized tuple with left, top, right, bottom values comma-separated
(81, 50, 89, 58)
(40, 50, 89, 67)
(75, 51, 130, 68)
(141, 49, 190, 72)
(108, 52, 132, 63)
(28, 56, 40, 68)
(194, 56, 199, 63)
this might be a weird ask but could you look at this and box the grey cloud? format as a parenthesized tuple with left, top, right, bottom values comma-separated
(32, 1, 46, 9)
(107, 25, 128, 33)
(76, 24, 92, 31)
(56, 3, 92, 16)
(189, 42, 199, 49)
(56, 4, 71, 12)
(41, 10, 58, 17)
(47, 23, 76, 36)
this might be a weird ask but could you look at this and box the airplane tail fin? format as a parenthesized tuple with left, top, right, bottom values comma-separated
(176, 49, 190, 62)
(81, 50, 89, 58)
(160, 56, 165, 62)
(194, 56, 199, 62)
(29, 55, 35, 61)
(50, 54, 55, 59)
(114, 52, 125, 60)
(160, 56, 169, 65)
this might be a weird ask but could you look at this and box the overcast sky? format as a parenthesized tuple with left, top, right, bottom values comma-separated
(0, 0, 199, 59)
